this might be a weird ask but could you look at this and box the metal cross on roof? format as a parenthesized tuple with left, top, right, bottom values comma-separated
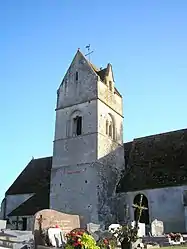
(85, 44, 94, 62)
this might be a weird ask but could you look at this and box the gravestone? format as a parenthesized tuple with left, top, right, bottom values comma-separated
(0, 230, 34, 249)
(131, 221, 145, 237)
(151, 219, 164, 236)
(33, 209, 80, 233)
(0, 220, 7, 230)
(33, 209, 80, 247)
(87, 222, 100, 233)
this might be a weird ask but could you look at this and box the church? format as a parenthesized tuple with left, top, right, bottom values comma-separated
(1, 49, 187, 233)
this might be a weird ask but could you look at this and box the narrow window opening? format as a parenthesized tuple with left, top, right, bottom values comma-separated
(64, 80, 68, 96)
(73, 116, 82, 136)
(76, 71, 78, 81)
(109, 123, 112, 137)
(109, 81, 112, 91)
(76, 116, 82, 135)
(106, 120, 108, 135)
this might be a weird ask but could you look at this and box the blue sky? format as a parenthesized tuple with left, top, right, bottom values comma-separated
(0, 0, 187, 203)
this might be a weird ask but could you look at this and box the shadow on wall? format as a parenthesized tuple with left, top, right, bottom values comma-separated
(93, 143, 125, 227)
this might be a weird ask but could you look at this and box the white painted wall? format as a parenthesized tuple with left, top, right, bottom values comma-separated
(0, 199, 5, 219)
(126, 185, 187, 233)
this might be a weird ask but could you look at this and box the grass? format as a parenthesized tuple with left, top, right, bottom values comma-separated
(162, 247, 187, 249)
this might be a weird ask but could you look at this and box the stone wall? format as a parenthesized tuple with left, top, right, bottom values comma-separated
(50, 163, 99, 224)
(95, 150, 125, 226)
(98, 79, 123, 116)
(57, 51, 98, 109)
(52, 100, 97, 168)
(97, 99, 123, 148)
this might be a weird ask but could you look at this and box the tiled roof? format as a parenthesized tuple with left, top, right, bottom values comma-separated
(97, 68, 107, 82)
(89, 62, 100, 72)
(124, 141, 133, 168)
(8, 189, 50, 216)
(6, 157, 52, 195)
(117, 128, 187, 192)
(87, 56, 122, 98)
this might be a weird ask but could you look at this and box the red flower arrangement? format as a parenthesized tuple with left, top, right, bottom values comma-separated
(103, 238, 110, 249)
(66, 231, 84, 248)
(97, 237, 117, 249)
(103, 239, 109, 245)
(166, 233, 182, 242)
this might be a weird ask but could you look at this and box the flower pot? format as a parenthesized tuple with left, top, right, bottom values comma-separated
(121, 239, 132, 249)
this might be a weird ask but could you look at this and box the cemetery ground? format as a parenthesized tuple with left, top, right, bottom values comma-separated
(0, 195, 186, 249)
(163, 247, 187, 249)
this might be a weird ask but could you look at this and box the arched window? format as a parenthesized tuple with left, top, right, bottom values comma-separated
(69, 110, 83, 137)
(105, 113, 115, 140)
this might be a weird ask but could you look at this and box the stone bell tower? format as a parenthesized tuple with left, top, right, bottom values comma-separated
(50, 49, 124, 225)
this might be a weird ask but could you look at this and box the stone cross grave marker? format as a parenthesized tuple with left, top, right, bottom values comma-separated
(151, 219, 164, 236)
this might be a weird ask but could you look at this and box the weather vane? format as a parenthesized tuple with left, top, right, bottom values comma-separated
(85, 44, 94, 62)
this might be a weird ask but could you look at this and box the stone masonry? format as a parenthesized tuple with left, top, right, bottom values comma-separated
(50, 50, 124, 226)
